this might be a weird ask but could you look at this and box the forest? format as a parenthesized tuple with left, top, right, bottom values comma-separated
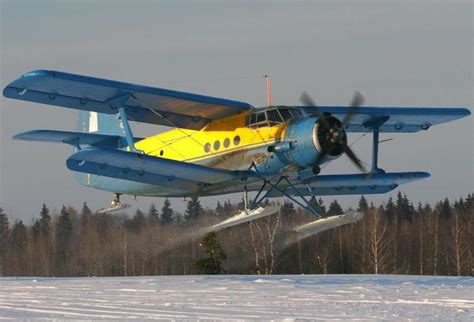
(0, 192, 472, 277)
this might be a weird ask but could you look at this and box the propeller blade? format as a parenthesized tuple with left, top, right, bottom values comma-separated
(314, 144, 331, 167)
(350, 90, 364, 108)
(300, 91, 317, 107)
(342, 91, 365, 127)
(342, 143, 367, 173)
(300, 91, 332, 129)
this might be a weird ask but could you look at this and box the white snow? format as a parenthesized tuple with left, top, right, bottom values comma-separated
(0, 275, 472, 320)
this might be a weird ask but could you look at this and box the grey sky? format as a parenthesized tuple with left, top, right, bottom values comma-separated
(1, 0, 473, 222)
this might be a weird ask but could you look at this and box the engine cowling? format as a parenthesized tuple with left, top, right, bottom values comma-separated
(265, 116, 346, 174)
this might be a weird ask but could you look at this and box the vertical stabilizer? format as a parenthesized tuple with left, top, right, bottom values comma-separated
(76, 111, 125, 136)
(74, 111, 126, 186)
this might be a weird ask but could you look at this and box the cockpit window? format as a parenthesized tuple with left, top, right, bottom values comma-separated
(246, 107, 304, 128)
(279, 108, 292, 121)
(291, 108, 302, 118)
(256, 112, 266, 123)
(266, 109, 283, 125)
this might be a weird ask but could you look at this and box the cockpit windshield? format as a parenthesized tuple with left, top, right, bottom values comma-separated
(245, 107, 305, 128)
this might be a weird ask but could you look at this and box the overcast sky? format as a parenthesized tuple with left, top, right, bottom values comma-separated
(1, 0, 473, 222)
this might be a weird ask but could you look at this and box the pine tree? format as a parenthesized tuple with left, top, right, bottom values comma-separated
(39, 203, 51, 236)
(194, 232, 227, 274)
(215, 201, 224, 216)
(32, 219, 41, 239)
(127, 209, 145, 232)
(0, 208, 10, 275)
(11, 220, 28, 250)
(55, 206, 73, 275)
(10, 220, 28, 274)
(385, 197, 397, 223)
(396, 192, 415, 221)
(148, 203, 159, 224)
(438, 198, 452, 220)
(0, 208, 9, 241)
(358, 196, 369, 214)
(223, 199, 233, 217)
(160, 199, 173, 224)
(185, 196, 203, 221)
(327, 200, 343, 216)
(309, 197, 326, 216)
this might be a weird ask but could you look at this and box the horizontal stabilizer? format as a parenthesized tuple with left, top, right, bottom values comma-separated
(204, 206, 281, 233)
(66, 148, 240, 191)
(13, 130, 142, 148)
(303, 106, 470, 133)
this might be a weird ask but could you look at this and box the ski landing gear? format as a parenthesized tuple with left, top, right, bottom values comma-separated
(284, 210, 363, 246)
(97, 193, 130, 214)
(206, 185, 280, 233)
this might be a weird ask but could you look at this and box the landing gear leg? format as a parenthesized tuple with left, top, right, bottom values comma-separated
(111, 193, 121, 207)
(97, 193, 131, 214)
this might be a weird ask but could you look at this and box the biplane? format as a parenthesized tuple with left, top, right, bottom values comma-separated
(3, 70, 470, 240)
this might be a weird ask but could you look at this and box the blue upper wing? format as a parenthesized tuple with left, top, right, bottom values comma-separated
(3, 70, 253, 130)
(302, 106, 470, 132)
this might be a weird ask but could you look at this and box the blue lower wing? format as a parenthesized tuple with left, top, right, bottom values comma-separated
(66, 148, 240, 191)
(266, 171, 430, 197)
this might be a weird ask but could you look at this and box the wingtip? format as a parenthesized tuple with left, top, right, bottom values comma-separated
(3, 70, 54, 98)
(22, 69, 54, 78)
(416, 171, 431, 180)
(11, 130, 35, 140)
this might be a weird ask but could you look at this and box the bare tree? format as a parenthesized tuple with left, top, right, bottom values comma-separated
(365, 206, 392, 274)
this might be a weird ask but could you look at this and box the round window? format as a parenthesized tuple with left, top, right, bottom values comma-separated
(204, 143, 211, 153)
(233, 135, 241, 146)
(213, 140, 220, 151)
(160, 150, 164, 156)
(223, 138, 230, 148)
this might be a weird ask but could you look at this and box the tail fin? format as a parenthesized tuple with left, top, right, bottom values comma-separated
(74, 111, 126, 187)
(76, 111, 125, 136)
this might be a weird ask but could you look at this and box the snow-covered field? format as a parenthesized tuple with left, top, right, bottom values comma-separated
(0, 275, 472, 320)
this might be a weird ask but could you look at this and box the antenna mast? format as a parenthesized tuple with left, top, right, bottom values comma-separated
(264, 74, 272, 106)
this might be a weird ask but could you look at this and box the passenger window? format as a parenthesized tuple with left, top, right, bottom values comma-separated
(279, 108, 292, 121)
(233, 135, 241, 146)
(204, 143, 211, 153)
(223, 138, 230, 148)
(266, 109, 282, 125)
(213, 140, 220, 151)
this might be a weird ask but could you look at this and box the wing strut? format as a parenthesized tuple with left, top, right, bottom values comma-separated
(248, 164, 324, 217)
(108, 94, 139, 153)
(363, 116, 389, 173)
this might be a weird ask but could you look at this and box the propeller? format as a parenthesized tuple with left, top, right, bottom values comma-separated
(300, 91, 367, 173)
(300, 91, 332, 129)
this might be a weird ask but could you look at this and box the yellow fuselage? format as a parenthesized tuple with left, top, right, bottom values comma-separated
(135, 111, 286, 170)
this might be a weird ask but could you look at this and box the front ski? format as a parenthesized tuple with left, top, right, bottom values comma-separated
(206, 205, 281, 233)
(285, 210, 364, 245)
(97, 203, 130, 214)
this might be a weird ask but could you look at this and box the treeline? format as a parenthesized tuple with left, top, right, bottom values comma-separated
(0, 192, 472, 276)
